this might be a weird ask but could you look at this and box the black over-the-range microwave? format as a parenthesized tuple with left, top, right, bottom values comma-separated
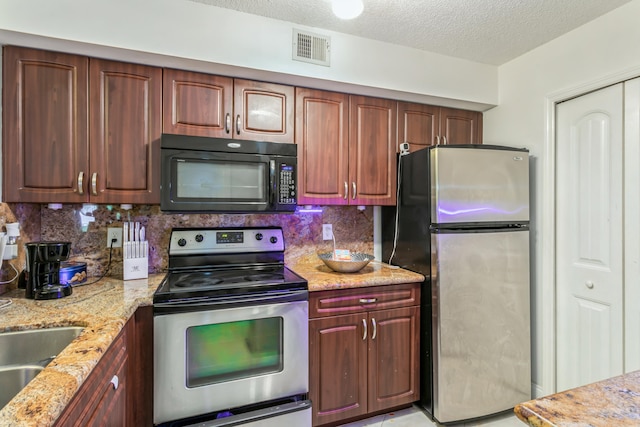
(160, 134, 297, 213)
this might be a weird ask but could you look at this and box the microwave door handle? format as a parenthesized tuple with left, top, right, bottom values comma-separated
(269, 160, 276, 206)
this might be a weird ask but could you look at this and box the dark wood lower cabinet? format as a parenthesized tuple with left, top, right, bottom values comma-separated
(309, 284, 420, 426)
(54, 306, 153, 426)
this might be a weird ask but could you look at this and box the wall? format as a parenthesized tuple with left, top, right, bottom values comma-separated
(0, 203, 374, 293)
(0, 0, 497, 110)
(483, 0, 640, 397)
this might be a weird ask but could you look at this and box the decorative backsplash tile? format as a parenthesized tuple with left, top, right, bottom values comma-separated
(0, 203, 374, 294)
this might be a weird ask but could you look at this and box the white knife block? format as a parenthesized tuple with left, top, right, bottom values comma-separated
(123, 247, 148, 280)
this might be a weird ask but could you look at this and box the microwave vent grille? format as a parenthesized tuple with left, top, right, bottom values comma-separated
(293, 29, 331, 67)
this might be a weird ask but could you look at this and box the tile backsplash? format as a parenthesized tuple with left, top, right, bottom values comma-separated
(0, 203, 374, 294)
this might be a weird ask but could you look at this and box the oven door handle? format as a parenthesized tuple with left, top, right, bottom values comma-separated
(154, 289, 308, 314)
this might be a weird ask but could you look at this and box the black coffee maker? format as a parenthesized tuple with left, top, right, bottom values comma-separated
(24, 241, 73, 300)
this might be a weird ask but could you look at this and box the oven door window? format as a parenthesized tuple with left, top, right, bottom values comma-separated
(176, 159, 267, 201)
(186, 317, 283, 388)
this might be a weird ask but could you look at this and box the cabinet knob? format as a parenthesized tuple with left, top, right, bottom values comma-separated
(585, 281, 595, 289)
(77, 172, 85, 195)
(371, 318, 377, 340)
(362, 318, 367, 341)
(110, 375, 119, 390)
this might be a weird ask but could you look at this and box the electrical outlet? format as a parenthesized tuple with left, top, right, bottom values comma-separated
(107, 227, 123, 248)
(322, 224, 333, 240)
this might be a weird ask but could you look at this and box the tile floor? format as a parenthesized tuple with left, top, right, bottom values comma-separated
(339, 405, 523, 427)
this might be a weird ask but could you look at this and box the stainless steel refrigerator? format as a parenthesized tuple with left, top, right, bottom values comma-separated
(382, 144, 531, 424)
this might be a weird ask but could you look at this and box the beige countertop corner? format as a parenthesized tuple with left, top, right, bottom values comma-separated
(289, 255, 425, 292)
(0, 274, 163, 427)
(514, 370, 640, 427)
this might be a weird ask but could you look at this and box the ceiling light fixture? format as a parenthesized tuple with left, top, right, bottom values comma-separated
(331, 0, 364, 20)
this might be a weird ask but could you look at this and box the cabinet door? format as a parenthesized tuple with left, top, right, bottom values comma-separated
(349, 96, 397, 205)
(295, 88, 349, 205)
(163, 68, 233, 137)
(309, 314, 368, 426)
(89, 59, 162, 204)
(233, 79, 294, 143)
(368, 306, 420, 413)
(398, 102, 439, 152)
(439, 107, 482, 145)
(2, 46, 89, 203)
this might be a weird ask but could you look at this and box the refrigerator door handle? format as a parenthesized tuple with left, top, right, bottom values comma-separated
(362, 318, 367, 340)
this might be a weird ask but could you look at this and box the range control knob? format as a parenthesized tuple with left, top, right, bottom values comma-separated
(255, 233, 263, 241)
(195, 234, 204, 243)
(270, 236, 278, 244)
(177, 238, 187, 247)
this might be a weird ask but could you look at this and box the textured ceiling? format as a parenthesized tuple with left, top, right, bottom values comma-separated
(188, 0, 633, 65)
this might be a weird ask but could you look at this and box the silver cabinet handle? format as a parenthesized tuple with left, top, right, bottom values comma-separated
(435, 135, 440, 145)
(235, 114, 241, 135)
(352, 182, 356, 200)
(371, 318, 377, 340)
(91, 172, 98, 196)
(77, 172, 85, 195)
(442, 136, 447, 145)
(362, 318, 367, 341)
(110, 375, 119, 390)
(225, 113, 231, 134)
(586, 281, 595, 289)
(359, 298, 377, 304)
(344, 182, 348, 200)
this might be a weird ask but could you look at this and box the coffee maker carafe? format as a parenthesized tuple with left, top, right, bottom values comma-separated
(25, 241, 73, 300)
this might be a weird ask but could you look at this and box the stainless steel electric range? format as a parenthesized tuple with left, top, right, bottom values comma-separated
(153, 227, 311, 427)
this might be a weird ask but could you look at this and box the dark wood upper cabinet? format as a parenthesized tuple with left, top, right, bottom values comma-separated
(349, 95, 397, 205)
(2, 46, 89, 203)
(163, 70, 294, 143)
(296, 89, 397, 206)
(295, 87, 350, 205)
(439, 106, 483, 146)
(398, 102, 482, 152)
(90, 59, 161, 204)
(2, 46, 161, 204)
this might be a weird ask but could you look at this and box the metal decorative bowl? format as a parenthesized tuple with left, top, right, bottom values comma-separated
(318, 252, 375, 273)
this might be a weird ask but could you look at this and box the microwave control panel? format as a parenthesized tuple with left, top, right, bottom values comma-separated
(279, 163, 296, 205)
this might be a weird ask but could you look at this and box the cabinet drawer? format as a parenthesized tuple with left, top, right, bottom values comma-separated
(309, 283, 420, 318)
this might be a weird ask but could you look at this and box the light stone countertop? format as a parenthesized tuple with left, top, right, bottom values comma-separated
(0, 259, 423, 426)
(514, 370, 640, 426)
(0, 274, 163, 427)
(289, 255, 425, 291)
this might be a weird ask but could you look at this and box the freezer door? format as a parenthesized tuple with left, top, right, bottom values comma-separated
(430, 145, 529, 224)
(431, 228, 530, 423)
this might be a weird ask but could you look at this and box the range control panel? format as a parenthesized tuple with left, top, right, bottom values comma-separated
(169, 227, 285, 255)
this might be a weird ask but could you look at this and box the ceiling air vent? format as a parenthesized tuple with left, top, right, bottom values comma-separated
(293, 29, 331, 67)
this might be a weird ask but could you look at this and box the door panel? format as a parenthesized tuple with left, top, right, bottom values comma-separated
(90, 59, 161, 204)
(625, 78, 640, 373)
(2, 46, 88, 203)
(556, 83, 624, 391)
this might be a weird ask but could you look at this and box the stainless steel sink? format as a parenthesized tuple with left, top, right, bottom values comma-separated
(0, 365, 44, 409)
(0, 326, 84, 367)
(0, 326, 84, 409)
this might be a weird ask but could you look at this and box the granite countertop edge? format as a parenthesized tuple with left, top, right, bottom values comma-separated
(0, 260, 423, 426)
